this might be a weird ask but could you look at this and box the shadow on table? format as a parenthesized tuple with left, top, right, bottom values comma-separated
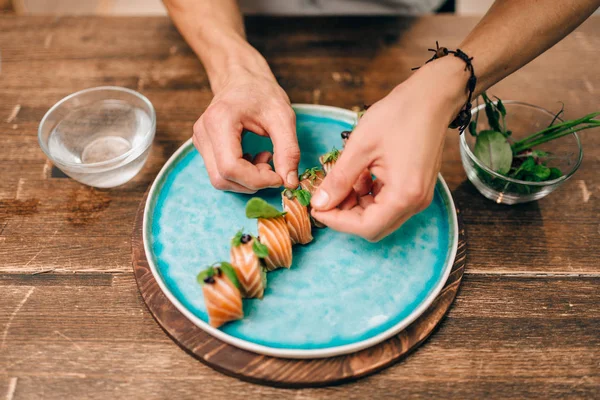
(451, 179, 550, 271)
(246, 16, 417, 57)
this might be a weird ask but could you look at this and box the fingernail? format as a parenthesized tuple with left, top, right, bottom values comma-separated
(312, 189, 329, 209)
(286, 170, 298, 186)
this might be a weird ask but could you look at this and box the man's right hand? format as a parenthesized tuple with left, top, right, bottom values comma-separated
(193, 65, 300, 193)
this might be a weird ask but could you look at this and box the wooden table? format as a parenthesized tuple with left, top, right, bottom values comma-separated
(1, 15, 599, 399)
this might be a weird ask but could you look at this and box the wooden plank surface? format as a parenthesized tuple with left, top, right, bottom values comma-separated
(1, 275, 598, 398)
(0, 15, 599, 399)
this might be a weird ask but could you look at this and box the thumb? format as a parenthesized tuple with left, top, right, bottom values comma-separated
(265, 108, 301, 188)
(311, 140, 371, 211)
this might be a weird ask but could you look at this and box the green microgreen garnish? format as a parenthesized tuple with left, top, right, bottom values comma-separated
(245, 197, 286, 219)
(252, 240, 269, 258)
(197, 266, 215, 285)
(321, 147, 341, 164)
(231, 230, 244, 247)
(283, 188, 312, 207)
(216, 262, 240, 289)
(470, 91, 600, 185)
(300, 167, 323, 182)
(197, 262, 240, 290)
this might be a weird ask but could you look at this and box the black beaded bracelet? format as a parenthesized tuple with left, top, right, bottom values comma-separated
(413, 41, 477, 134)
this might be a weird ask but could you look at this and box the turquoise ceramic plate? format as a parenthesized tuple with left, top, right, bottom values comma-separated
(143, 104, 458, 359)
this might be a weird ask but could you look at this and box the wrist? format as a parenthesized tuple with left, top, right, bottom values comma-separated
(201, 35, 275, 94)
(411, 55, 473, 123)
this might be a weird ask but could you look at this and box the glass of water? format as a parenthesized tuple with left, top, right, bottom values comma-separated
(38, 86, 156, 188)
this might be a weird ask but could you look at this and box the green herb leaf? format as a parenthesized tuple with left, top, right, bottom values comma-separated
(532, 164, 551, 181)
(216, 262, 241, 289)
(197, 266, 215, 285)
(468, 120, 477, 137)
(245, 197, 286, 219)
(482, 92, 502, 133)
(294, 189, 312, 206)
(300, 167, 323, 182)
(549, 167, 563, 180)
(531, 150, 549, 158)
(474, 130, 513, 175)
(495, 97, 507, 117)
(252, 240, 269, 258)
(321, 147, 341, 164)
(520, 156, 536, 172)
(231, 230, 244, 247)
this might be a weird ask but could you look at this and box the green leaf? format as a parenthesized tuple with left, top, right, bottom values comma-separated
(294, 189, 312, 206)
(252, 240, 269, 259)
(532, 164, 551, 181)
(520, 156, 536, 172)
(549, 167, 563, 180)
(300, 167, 323, 182)
(321, 147, 341, 164)
(474, 130, 513, 175)
(283, 188, 312, 207)
(197, 266, 215, 285)
(246, 197, 286, 219)
(487, 106, 502, 133)
(468, 120, 477, 137)
(531, 150, 549, 158)
(495, 97, 507, 116)
(231, 230, 244, 247)
(216, 262, 240, 289)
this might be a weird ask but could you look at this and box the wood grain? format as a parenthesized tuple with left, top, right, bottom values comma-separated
(2, 274, 598, 398)
(130, 190, 466, 387)
(0, 14, 599, 398)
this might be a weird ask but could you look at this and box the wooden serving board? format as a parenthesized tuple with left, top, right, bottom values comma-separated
(131, 189, 467, 387)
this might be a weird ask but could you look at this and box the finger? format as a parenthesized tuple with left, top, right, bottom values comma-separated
(312, 188, 409, 241)
(256, 163, 275, 173)
(193, 132, 256, 194)
(339, 191, 359, 210)
(353, 169, 373, 196)
(370, 214, 411, 242)
(207, 118, 283, 190)
(252, 151, 273, 165)
(358, 193, 375, 208)
(311, 138, 372, 211)
(372, 179, 383, 196)
(263, 107, 300, 188)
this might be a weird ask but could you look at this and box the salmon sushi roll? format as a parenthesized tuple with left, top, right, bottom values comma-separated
(319, 147, 341, 175)
(282, 189, 313, 245)
(246, 198, 293, 271)
(197, 262, 243, 328)
(230, 231, 268, 299)
(299, 167, 325, 195)
(299, 168, 327, 229)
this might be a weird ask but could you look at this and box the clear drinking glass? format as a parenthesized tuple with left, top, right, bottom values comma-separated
(460, 101, 584, 204)
(38, 86, 156, 188)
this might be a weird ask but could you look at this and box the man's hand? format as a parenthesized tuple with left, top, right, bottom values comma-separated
(164, 0, 300, 193)
(311, 57, 468, 241)
(193, 65, 300, 193)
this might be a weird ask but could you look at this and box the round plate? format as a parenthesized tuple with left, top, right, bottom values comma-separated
(143, 104, 458, 359)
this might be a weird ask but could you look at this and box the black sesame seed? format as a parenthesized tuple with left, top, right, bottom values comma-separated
(204, 276, 215, 284)
(341, 130, 351, 140)
(215, 267, 222, 276)
(241, 234, 252, 244)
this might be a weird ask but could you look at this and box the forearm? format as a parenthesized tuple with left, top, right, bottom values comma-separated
(163, 0, 274, 93)
(462, 0, 600, 95)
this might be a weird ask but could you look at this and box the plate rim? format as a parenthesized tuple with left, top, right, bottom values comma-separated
(142, 103, 459, 359)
